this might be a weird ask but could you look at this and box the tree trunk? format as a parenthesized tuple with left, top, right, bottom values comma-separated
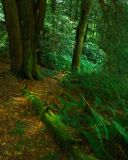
(1, 0, 22, 74)
(72, 0, 93, 70)
(2, 0, 47, 79)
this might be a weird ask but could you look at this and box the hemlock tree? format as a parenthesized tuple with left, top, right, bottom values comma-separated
(72, 0, 93, 70)
(2, 0, 47, 79)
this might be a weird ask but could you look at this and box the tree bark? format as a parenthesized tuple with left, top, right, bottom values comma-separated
(2, 0, 47, 79)
(72, 0, 93, 70)
(2, 0, 22, 74)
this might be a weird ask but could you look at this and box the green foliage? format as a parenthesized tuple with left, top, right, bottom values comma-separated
(98, 1, 128, 75)
(81, 42, 106, 73)
(0, 2, 4, 21)
(62, 71, 128, 103)
(39, 9, 75, 70)
(52, 66, 128, 159)
(0, 30, 8, 51)
(10, 121, 26, 136)
(41, 68, 57, 77)
(1, 0, 128, 159)
(82, 131, 107, 158)
(0, 2, 8, 54)
(51, 91, 128, 159)
(22, 89, 45, 114)
(40, 51, 72, 70)
(39, 152, 59, 160)
(113, 121, 128, 143)
(14, 139, 27, 151)
(23, 90, 75, 148)
(39, 2, 106, 72)
(82, 42, 106, 64)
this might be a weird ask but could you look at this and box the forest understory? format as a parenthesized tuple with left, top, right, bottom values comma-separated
(0, 60, 128, 160)
(0, 0, 128, 159)
(0, 62, 66, 160)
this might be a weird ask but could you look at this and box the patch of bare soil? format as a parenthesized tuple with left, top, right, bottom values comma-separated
(0, 62, 65, 160)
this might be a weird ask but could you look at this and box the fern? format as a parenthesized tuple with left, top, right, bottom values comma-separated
(90, 108, 109, 141)
(49, 89, 128, 159)
(82, 130, 108, 159)
(113, 121, 128, 143)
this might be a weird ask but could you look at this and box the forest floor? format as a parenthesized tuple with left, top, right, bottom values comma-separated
(0, 62, 67, 160)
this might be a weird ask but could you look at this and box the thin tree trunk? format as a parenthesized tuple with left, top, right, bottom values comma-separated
(32, 0, 47, 79)
(72, 0, 93, 70)
(84, 23, 89, 43)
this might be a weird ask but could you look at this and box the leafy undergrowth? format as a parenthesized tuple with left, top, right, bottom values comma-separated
(0, 62, 128, 160)
(53, 71, 128, 160)
(0, 62, 67, 160)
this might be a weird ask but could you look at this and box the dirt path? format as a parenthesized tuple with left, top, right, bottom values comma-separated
(0, 62, 64, 160)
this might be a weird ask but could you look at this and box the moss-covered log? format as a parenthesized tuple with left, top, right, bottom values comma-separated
(23, 88, 98, 160)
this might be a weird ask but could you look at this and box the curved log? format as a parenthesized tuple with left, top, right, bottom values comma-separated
(22, 88, 98, 160)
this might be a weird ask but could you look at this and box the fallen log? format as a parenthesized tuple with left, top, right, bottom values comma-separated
(22, 88, 98, 160)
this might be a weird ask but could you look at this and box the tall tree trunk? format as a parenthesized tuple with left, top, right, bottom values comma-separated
(72, 0, 93, 70)
(32, 0, 47, 79)
(2, 0, 47, 79)
(84, 23, 89, 42)
(1, 0, 22, 74)
(17, 0, 34, 79)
